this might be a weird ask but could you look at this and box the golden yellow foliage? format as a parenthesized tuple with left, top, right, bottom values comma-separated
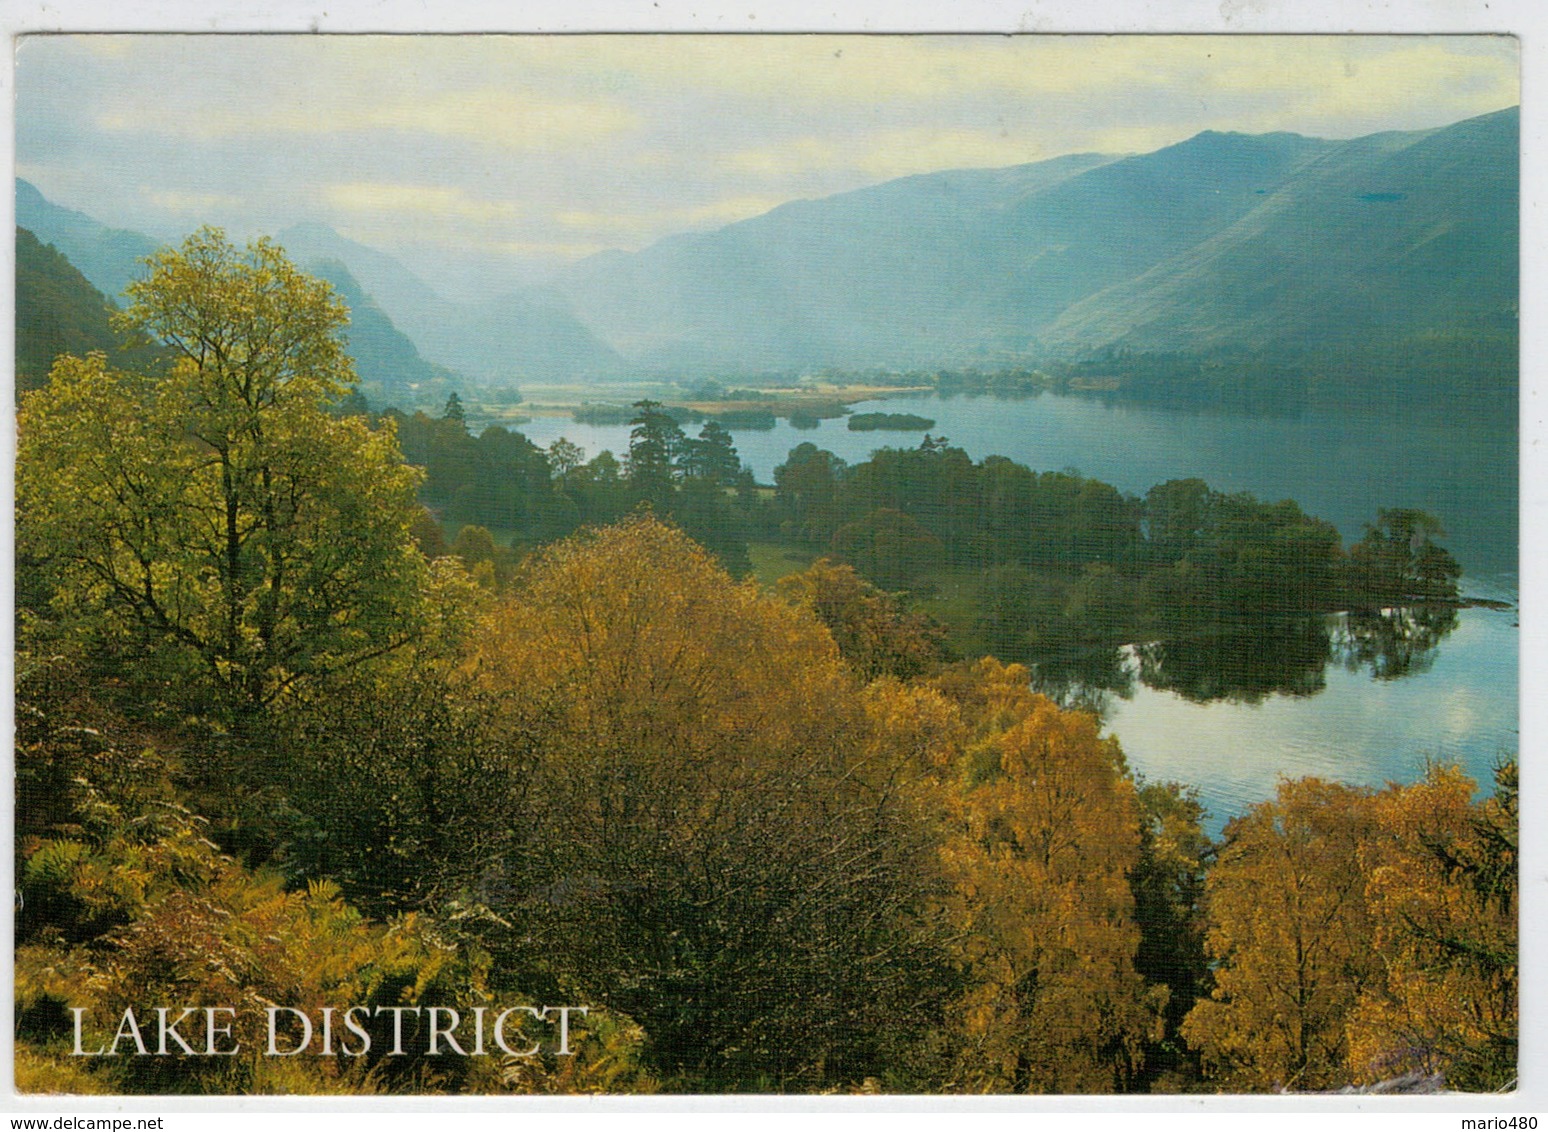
(777, 558, 949, 681)
(1182, 778, 1381, 1091)
(475, 513, 864, 770)
(465, 515, 951, 1088)
(1346, 764, 1516, 1090)
(929, 664, 1159, 1092)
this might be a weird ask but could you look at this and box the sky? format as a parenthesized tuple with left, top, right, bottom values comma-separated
(14, 34, 1520, 298)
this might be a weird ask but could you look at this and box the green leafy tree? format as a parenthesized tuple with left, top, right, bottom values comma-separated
(546, 436, 586, 480)
(830, 507, 946, 590)
(774, 442, 847, 545)
(680, 419, 742, 484)
(626, 399, 686, 504)
(17, 228, 428, 715)
(1349, 508, 1462, 604)
(1129, 781, 1213, 1089)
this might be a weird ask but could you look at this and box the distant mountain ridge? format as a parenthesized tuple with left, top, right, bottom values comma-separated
(1040, 108, 1518, 352)
(15, 226, 147, 394)
(303, 258, 448, 398)
(276, 221, 622, 383)
(15, 185, 620, 390)
(16, 180, 160, 300)
(17, 106, 1518, 398)
(551, 108, 1515, 374)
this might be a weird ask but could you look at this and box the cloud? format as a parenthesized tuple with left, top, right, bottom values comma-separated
(555, 193, 796, 245)
(141, 188, 247, 215)
(99, 88, 638, 150)
(323, 182, 524, 222)
(73, 38, 640, 150)
(15, 33, 1519, 276)
(1198, 37, 1519, 132)
(554, 34, 1516, 122)
(847, 128, 1054, 179)
(724, 137, 844, 178)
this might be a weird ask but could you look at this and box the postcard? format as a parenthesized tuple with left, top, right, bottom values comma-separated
(8, 22, 1526, 1111)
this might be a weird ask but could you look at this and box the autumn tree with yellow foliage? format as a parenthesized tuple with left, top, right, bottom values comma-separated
(1347, 764, 1517, 1091)
(17, 230, 427, 719)
(1182, 767, 1517, 1093)
(462, 515, 956, 1090)
(1182, 778, 1382, 1091)
(925, 659, 1164, 1092)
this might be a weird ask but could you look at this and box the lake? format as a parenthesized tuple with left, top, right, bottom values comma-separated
(501, 390, 1519, 831)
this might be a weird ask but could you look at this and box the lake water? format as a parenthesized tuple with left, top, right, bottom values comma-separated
(501, 391, 1519, 831)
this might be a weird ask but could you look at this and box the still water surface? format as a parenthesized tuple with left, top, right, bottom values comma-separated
(505, 391, 1518, 831)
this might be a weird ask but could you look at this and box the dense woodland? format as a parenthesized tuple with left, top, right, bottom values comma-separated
(15, 233, 1517, 1094)
(391, 382, 1468, 706)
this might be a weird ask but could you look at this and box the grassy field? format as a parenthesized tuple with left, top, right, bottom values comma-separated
(746, 541, 990, 655)
(908, 566, 988, 655)
(746, 541, 816, 589)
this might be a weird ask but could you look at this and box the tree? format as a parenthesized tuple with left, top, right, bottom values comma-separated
(465, 515, 952, 1088)
(1349, 508, 1461, 604)
(1129, 781, 1213, 1089)
(1182, 778, 1382, 1091)
(1144, 478, 1214, 561)
(927, 660, 1163, 1092)
(773, 442, 847, 544)
(777, 558, 950, 682)
(546, 436, 586, 480)
(17, 228, 428, 715)
(442, 390, 467, 427)
(830, 508, 946, 590)
(680, 419, 742, 485)
(1346, 763, 1517, 1090)
(625, 399, 685, 503)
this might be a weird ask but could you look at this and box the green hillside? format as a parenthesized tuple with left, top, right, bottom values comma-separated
(16, 227, 143, 394)
(553, 108, 1516, 398)
(1043, 108, 1518, 357)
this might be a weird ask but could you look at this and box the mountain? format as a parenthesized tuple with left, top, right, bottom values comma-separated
(15, 187, 456, 401)
(409, 288, 623, 384)
(554, 152, 1123, 369)
(276, 222, 447, 338)
(16, 180, 160, 299)
(552, 137, 1340, 370)
(303, 258, 448, 398)
(19, 107, 1516, 397)
(553, 109, 1515, 379)
(16, 227, 137, 393)
(278, 221, 622, 383)
(1041, 107, 1519, 352)
(13, 226, 431, 402)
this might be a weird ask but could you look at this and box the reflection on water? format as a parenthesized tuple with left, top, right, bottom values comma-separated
(1029, 605, 1461, 712)
(1038, 601, 1516, 835)
(1332, 606, 1459, 681)
(1028, 646, 1134, 718)
(1134, 618, 1334, 705)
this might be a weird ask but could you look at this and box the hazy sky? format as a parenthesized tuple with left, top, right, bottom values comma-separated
(15, 34, 1519, 296)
